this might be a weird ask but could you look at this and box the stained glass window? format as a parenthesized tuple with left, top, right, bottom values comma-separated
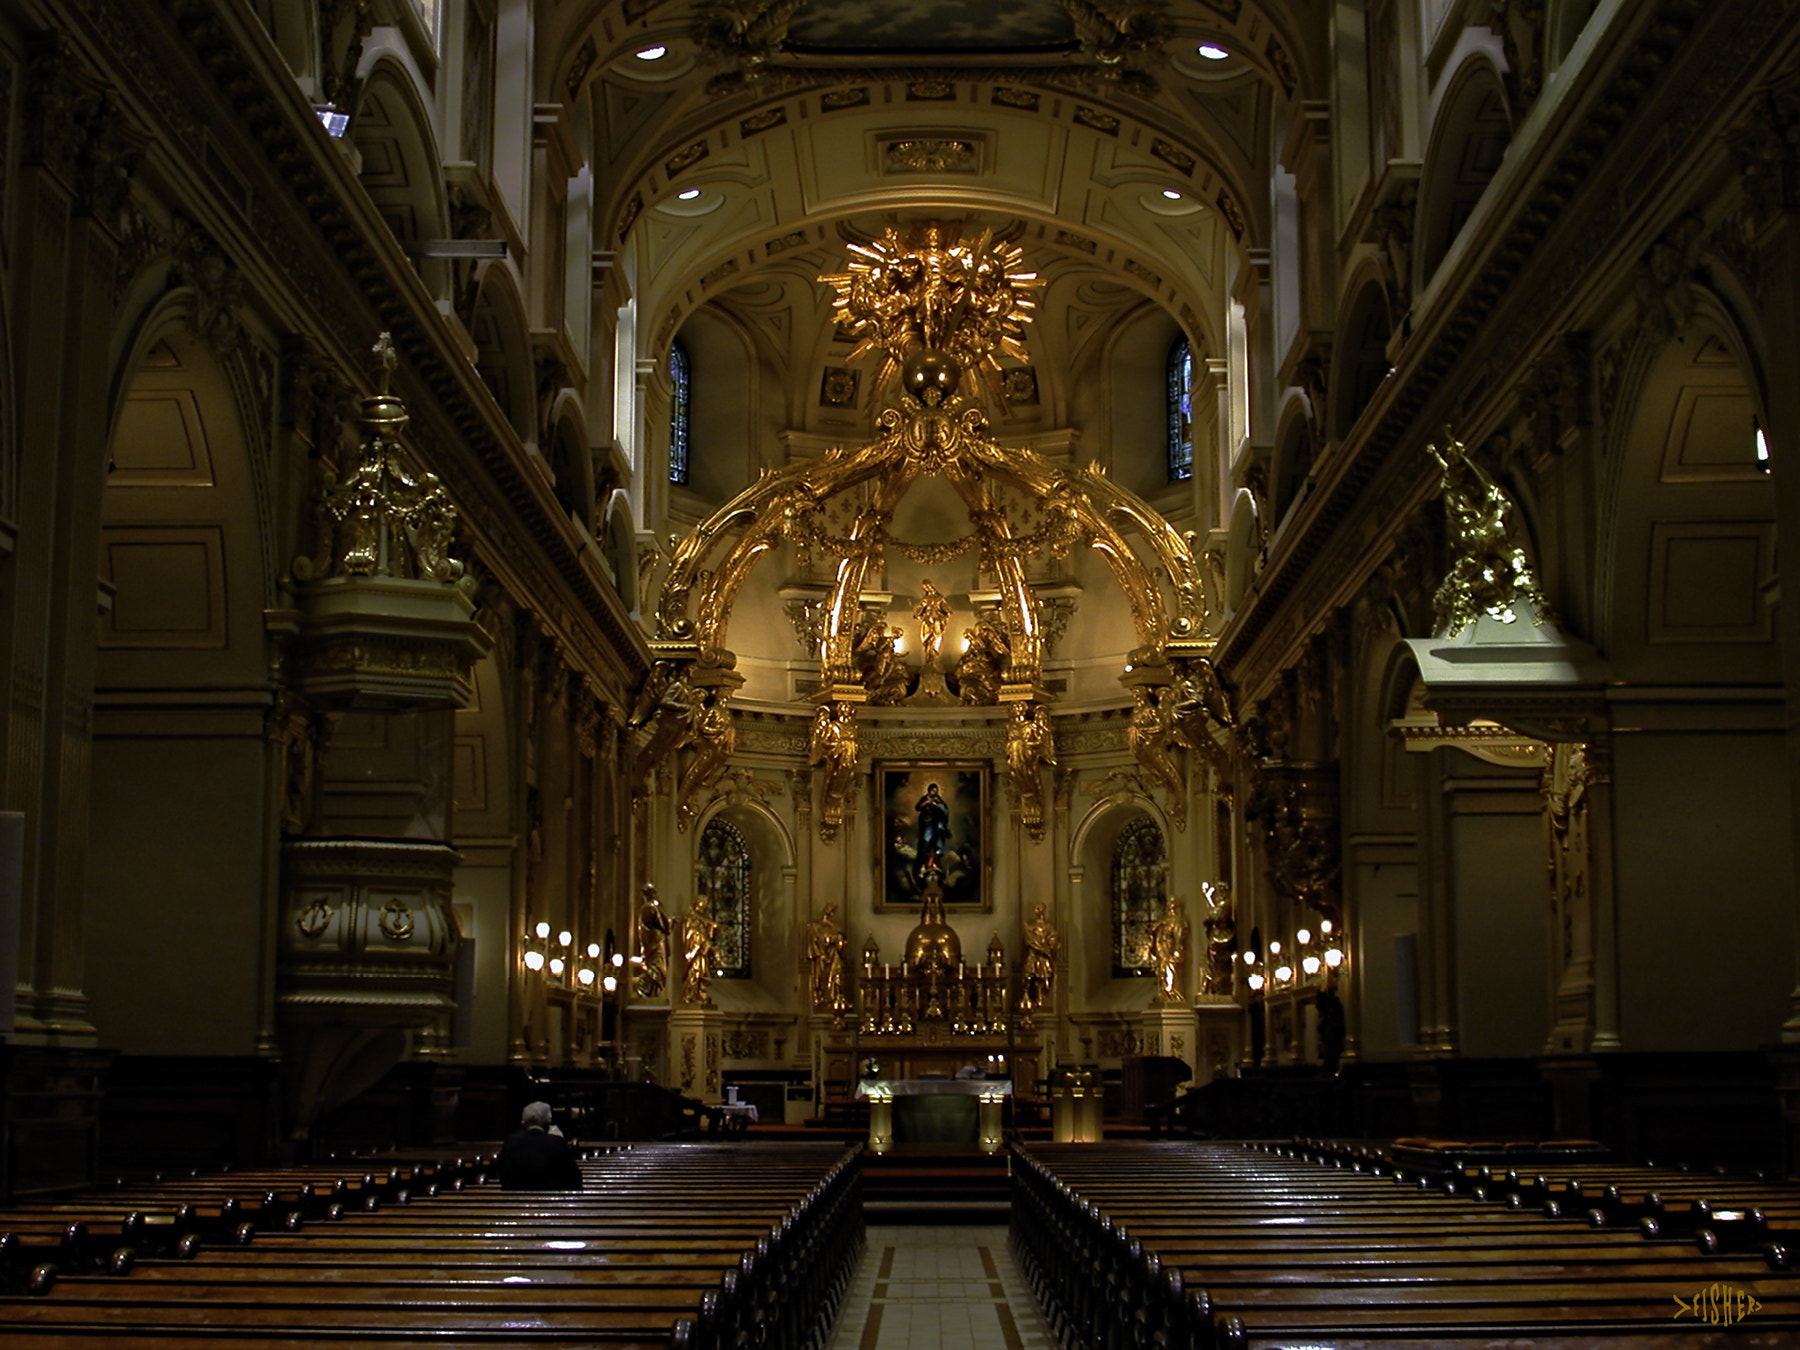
(697, 817, 750, 978)
(1111, 816, 1168, 976)
(1167, 335, 1194, 482)
(668, 340, 691, 486)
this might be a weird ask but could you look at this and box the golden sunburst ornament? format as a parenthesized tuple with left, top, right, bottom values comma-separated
(819, 223, 1041, 405)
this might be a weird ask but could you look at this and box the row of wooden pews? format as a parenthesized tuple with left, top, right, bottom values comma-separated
(0, 1141, 861, 1348)
(1012, 1139, 1800, 1347)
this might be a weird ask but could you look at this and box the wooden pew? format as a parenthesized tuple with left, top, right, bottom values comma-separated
(0, 1141, 863, 1350)
(1013, 1141, 1800, 1347)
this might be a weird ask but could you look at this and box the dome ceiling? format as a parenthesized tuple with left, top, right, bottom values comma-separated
(555, 1, 1306, 355)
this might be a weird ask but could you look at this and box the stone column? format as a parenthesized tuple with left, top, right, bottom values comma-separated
(6, 42, 138, 1044)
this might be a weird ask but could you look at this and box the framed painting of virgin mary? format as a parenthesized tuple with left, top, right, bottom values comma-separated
(875, 762, 989, 912)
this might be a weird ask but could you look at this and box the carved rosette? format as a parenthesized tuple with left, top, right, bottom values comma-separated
(278, 837, 459, 1028)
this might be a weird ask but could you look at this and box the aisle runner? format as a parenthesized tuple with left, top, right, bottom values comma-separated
(826, 1225, 1056, 1350)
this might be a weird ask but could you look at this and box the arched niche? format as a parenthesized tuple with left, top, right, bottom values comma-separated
(669, 306, 760, 509)
(1599, 316, 1776, 684)
(1415, 57, 1512, 292)
(1268, 396, 1316, 525)
(600, 489, 638, 609)
(88, 320, 271, 1057)
(1331, 275, 1392, 441)
(1069, 795, 1173, 1010)
(470, 262, 535, 443)
(1102, 304, 1193, 506)
(351, 58, 450, 300)
(1595, 314, 1790, 1051)
(546, 404, 593, 531)
(691, 799, 797, 1014)
(1223, 487, 1261, 614)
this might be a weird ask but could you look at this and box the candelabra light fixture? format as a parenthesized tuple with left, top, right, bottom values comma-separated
(520, 921, 610, 999)
(1242, 919, 1344, 994)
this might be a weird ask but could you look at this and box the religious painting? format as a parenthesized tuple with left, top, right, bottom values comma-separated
(876, 763, 988, 912)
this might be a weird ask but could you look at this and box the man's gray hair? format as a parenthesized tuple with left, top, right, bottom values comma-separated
(521, 1100, 553, 1129)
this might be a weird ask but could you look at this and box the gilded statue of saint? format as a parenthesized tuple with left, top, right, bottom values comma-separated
(1200, 881, 1236, 997)
(681, 892, 720, 1007)
(809, 703, 860, 828)
(634, 883, 672, 1000)
(913, 580, 951, 668)
(805, 902, 849, 1015)
(1149, 896, 1189, 1005)
(1019, 901, 1060, 1016)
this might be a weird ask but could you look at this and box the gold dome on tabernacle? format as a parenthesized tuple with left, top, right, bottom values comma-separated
(904, 871, 963, 974)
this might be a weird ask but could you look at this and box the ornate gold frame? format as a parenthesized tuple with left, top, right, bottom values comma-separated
(874, 761, 991, 913)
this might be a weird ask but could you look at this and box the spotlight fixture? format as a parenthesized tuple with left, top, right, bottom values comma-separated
(636, 45, 667, 60)
(677, 188, 702, 201)
(1198, 43, 1230, 60)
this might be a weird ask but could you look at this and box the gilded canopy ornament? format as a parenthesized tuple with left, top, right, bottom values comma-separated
(643, 225, 1220, 837)
(285, 334, 488, 709)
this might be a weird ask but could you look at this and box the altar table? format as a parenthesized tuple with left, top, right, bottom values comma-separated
(854, 1078, 1011, 1151)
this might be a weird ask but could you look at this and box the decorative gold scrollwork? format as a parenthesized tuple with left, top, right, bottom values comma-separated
(639, 227, 1220, 832)
(293, 334, 463, 586)
(378, 899, 415, 942)
(296, 899, 334, 939)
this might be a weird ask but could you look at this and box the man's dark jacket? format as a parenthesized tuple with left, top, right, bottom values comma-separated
(498, 1128, 583, 1190)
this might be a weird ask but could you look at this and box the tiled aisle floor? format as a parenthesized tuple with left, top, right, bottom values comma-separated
(824, 1225, 1057, 1350)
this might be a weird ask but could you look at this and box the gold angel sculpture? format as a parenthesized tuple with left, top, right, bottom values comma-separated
(1428, 430, 1554, 635)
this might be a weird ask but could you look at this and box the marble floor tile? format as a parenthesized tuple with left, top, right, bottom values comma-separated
(825, 1225, 1056, 1350)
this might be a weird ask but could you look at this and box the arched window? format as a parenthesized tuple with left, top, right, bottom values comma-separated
(668, 340, 691, 486)
(1166, 336, 1194, 482)
(697, 817, 750, 978)
(1111, 816, 1168, 976)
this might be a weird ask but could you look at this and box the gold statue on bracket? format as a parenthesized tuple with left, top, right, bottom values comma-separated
(642, 222, 1225, 838)
(1428, 429, 1555, 636)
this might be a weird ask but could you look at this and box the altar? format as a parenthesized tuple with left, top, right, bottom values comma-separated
(855, 1077, 1012, 1151)
(817, 873, 1045, 1111)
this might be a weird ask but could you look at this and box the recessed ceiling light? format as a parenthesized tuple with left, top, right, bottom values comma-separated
(636, 45, 667, 60)
(1162, 189, 1183, 200)
(1197, 43, 1230, 60)
(677, 188, 702, 201)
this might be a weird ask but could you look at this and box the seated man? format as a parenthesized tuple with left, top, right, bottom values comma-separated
(498, 1101, 583, 1191)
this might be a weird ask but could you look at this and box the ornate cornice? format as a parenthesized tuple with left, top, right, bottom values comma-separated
(1215, 0, 1782, 702)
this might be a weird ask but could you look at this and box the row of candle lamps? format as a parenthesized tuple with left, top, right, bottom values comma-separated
(520, 920, 624, 995)
(1242, 918, 1344, 993)
(858, 958, 1011, 1036)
